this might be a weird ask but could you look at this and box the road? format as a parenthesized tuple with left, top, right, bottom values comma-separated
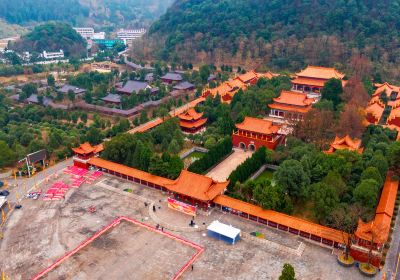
(2, 158, 73, 204)
(385, 205, 400, 280)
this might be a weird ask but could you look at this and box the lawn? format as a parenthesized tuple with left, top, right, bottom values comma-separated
(254, 169, 274, 181)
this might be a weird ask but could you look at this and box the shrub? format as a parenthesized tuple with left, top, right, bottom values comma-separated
(188, 136, 232, 174)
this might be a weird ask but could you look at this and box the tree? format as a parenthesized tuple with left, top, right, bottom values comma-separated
(274, 159, 310, 200)
(330, 204, 362, 262)
(22, 83, 38, 98)
(279, 263, 296, 280)
(360, 167, 383, 186)
(253, 180, 283, 210)
(47, 74, 55, 87)
(167, 139, 180, 154)
(353, 179, 380, 210)
(86, 127, 103, 145)
(311, 182, 339, 223)
(321, 78, 343, 109)
(389, 141, 400, 175)
(337, 102, 364, 138)
(67, 89, 75, 102)
(0, 140, 16, 168)
(84, 91, 93, 104)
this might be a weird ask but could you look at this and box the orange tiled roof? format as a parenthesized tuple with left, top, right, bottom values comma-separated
(373, 82, 400, 97)
(296, 66, 345, 80)
(170, 97, 206, 117)
(88, 157, 173, 186)
(179, 118, 207, 129)
(365, 102, 385, 122)
(178, 108, 204, 121)
(213, 195, 348, 244)
(128, 118, 164, 134)
(268, 103, 312, 114)
(236, 71, 258, 83)
(325, 135, 363, 154)
(258, 71, 280, 80)
(355, 173, 399, 244)
(235, 116, 281, 135)
(227, 78, 247, 90)
(165, 170, 229, 201)
(387, 106, 400, 123)
(272, 90, 315, 106)
(72, 142, 104, 155)
(87, 158, 229, 202)
(292, 77, 326, 87)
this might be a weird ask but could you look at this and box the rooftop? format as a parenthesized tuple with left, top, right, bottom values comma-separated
(178, 108, 204, 121)
(207, 220, 241, 239)
(272, 90, 315, 107)
(162, 72, 183, 81)
(325, 135, 363, 154)
(165, 170, 229, 202)
(213, 195, 347, 245)
(59, 85, 86, 94)
(295, 66, 345, 80)
(101, 94, 121, 104)
(72, 142, 104, 155)
(118, 80, 150, 94)
(236, 71, 258, 83)
(355, 173, 399, 244)
(235, 116, 281, 135)
(173, 81, 195, 90)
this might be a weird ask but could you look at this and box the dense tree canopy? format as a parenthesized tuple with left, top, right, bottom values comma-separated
(12, 22, 86, 58)
(145, 0, 400, 81)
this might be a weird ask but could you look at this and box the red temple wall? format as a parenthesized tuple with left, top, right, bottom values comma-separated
(350, 248, 381, 267)
(232, 134, 282, 150)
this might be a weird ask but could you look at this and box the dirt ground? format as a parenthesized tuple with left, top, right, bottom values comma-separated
(206, 148, 253, 182)
(44, 221, 197, 280)
(0, 170, 375, 280)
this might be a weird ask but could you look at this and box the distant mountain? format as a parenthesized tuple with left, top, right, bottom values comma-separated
(0, 20, 27, 39)
(145, 0, 400, 81)
(0, 0, 174, 28)
(11, 22, 87, 58)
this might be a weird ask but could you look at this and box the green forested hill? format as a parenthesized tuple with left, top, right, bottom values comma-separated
(0, 0, 174, 28)
(11, 22, 87, 58)
(146, 0, 400, 81)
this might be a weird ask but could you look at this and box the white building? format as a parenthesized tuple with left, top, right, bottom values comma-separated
(42, 50, 64, 60)
(74, 27, 95, 40)
(116, 28, 146, 45)
(92, 32, 105, 40)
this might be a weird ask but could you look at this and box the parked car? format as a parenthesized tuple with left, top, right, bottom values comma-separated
(0, 190, 10, 196)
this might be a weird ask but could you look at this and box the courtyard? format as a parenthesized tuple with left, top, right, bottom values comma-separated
(0, 168, 376, 279)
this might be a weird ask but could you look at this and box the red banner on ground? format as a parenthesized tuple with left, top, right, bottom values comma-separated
(167, 197, 196, 216)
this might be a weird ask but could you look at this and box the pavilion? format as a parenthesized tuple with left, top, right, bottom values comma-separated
(324, 135, 363, 154)
(232, 116, 284, 150)
(291, 66, 345, 96)
(72, 142, 104, 168)
(268, 90, 315, 121)
(178, 108, 207, 133)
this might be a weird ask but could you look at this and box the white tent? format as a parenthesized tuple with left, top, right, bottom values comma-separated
(207, 220, 241, 244)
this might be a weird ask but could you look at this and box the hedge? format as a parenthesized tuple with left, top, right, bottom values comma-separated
(188, 136, 232, 174)
(228, 146, 270, 191)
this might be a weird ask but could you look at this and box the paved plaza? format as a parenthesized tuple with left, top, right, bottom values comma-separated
(0, 170, 376, 279)
(206, 148, 253, 182)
